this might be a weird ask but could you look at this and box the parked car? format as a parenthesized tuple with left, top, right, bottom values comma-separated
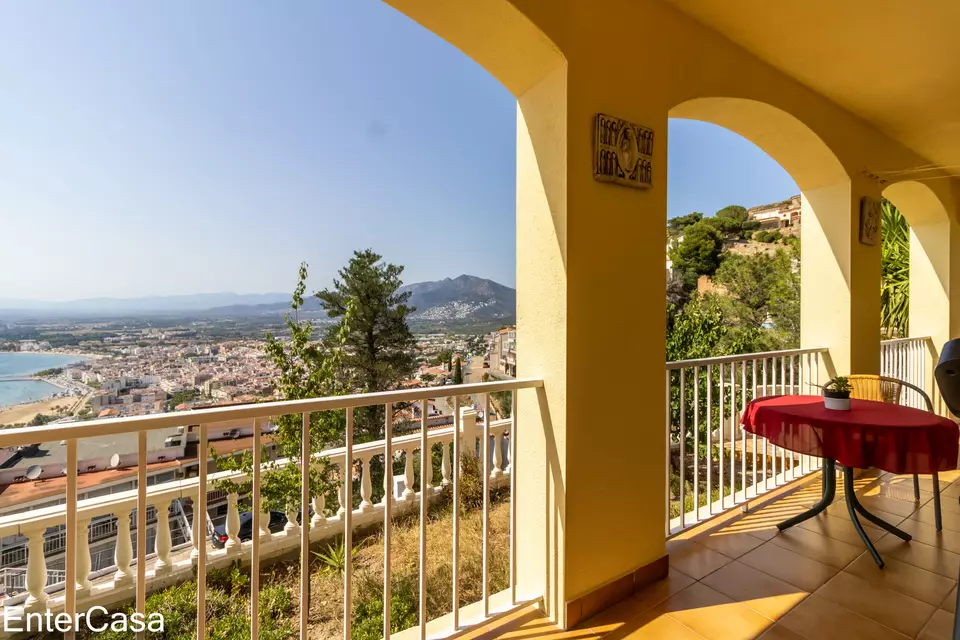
(211, 510, 288, 548)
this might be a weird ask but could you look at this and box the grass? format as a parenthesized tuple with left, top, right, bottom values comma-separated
(64, 456, 509, 639)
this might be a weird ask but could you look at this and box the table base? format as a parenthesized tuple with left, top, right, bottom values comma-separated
(776, 459, 912, 568)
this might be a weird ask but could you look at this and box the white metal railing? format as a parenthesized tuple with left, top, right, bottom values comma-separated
(665, 347, 827, 535)
(881, 336, 933, 410)
(0, 378, 540, 638)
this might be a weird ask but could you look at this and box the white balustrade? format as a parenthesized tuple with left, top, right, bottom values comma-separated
(0, 378, 539, 637)
(359, 455, 373, 512)
(441, 441, 451, 487)
(311, 494, 324, 529)
(115, 509, 134, 585)
(75, 518, 93, 594)
(23, 527, 48, 612)
(225, 494, 241, 553)
(402, 447, 415, 500)
(154, 499, 174, 573)
(881, 336, 933, 410)
(665, 347, 828, 536)
(492, 432, 503, 478)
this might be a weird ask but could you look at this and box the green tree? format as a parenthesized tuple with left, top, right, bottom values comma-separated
(668, 221, 724, 276)
(316, 249, 418, 442)
(419, 372, 436, 385)
(213, 263, 355, 514)
(668, 212, 703, 234)
(716, 204, 749, 224)
(881, 198, 909, 338)
(452, 357, 463, 385)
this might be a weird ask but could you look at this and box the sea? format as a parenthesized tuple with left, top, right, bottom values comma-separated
(0, 353, 84, 408)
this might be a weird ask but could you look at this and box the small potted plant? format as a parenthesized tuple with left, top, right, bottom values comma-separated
(823, 376, 852, 410)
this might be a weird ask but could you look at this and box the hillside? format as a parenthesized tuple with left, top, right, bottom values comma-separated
(401, 275, 515, 325)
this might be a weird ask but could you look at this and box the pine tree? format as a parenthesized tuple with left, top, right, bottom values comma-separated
(452, 357, 463, 385)
(316, 249, 417, 441)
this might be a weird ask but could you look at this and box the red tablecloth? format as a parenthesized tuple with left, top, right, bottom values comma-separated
(742, 395, 959, 474)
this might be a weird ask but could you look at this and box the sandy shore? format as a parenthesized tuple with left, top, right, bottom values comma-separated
(0, 396, 80, 426)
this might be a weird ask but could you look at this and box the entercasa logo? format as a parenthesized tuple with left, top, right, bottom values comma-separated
(4, 607, 164, 634)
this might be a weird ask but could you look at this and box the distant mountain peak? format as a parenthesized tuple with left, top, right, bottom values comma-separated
(399, 275, 515, 325)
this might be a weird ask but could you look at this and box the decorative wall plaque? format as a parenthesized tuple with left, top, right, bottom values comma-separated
(594, 113, 654, 189)
(859, 196, 881, 246)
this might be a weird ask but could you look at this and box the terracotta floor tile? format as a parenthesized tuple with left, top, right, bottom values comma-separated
(794, 512, 886, 547)
(602, 611, 706, 640)
(897, 518, 960, 554)
(912, 504, 960, 533)
(768, 526, 863, 569)
(942, 483, 960, 499)
(654, 583, 774, 640)
(825, 499, 906, 526)
(845, 553, 957, 606)
(941, 586, 957, 614)
(814, 570, 936, 637)
(721, 502, 811, 541)
(779, 594, 910, 640)
(459, 606, 600, 640)
(667, 540, 732, 580)
(874, 535, 960, 578)
(917, 609, 955, 640)
(579, 569, 694, 636)
(700, 560, 808, 620)
(695, 528, 764, 559)
(756, 625, 807, 640)
(858, 488, 928, 518)
(935, 494, 960, 515)
(738, 542, 839, 593)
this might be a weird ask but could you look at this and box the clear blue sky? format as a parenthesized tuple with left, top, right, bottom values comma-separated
(0, 0, 796, 301)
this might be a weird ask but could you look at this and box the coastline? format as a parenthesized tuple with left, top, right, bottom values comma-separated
(0, 395, 80, 426)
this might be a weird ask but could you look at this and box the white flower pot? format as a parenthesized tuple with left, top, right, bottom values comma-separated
(823, 396, 851, 411)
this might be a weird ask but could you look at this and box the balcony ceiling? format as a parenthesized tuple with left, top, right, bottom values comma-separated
(664, 0, 960, 176)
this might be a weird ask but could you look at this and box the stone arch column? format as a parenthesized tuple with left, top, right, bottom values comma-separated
(670, 97, 875, 377)
(884, 180, 960, 409)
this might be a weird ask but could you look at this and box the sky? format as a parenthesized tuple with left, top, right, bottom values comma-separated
(0, 0, 797, 302)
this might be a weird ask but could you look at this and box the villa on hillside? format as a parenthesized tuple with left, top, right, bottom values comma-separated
(748, 194, 802, 230)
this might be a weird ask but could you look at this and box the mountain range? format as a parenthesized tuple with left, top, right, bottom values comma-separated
(0, 275, 516, 325)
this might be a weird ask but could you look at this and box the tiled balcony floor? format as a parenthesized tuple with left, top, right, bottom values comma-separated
(471, 469, 960, 639)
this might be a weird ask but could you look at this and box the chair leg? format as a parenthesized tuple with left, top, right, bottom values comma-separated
(914, 474, 921, 501)
(933, 471, 943, 532)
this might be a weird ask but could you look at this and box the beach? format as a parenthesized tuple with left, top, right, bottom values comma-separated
(0, 395, 80, 426)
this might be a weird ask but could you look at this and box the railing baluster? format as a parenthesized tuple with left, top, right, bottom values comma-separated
(196, 424, 208, 640)
(492, 431, 503, 478)
(154, 499, 173, 573)
(482, 393, 491, 619)
(789, 355, 795, 478)
(65, 437, 78, 638)
(730, 361, 735, 503)
(251, 416, 264, 639)
(360, 455, 373, 512)
(404, 445, 415, 501)
(509, 388, 518, 605)
(707, 366, 713, 515)
(679, 368, 686, 528)
(441, 439, 452, 487)
(719, 362, 725, 508)
(385, 403, 394, 639)
(301, 412, 311, 638)
(419, 399, 429, 638)
(115, 508, 134, 586)
(452, 397, 460, 631)
(762, 359, 768, 490)
(665, 370, 671, 534)
(343, 409, 354, 640)
(741, 360, 747, 500)
(693, 366, 700, 520)
(23, 527, 48, 612)
(137, 429, 147, 637)
(751, 359, 757, 492)
(225, 493, 241, 552)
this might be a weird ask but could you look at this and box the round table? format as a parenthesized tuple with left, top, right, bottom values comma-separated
(742, 395, 959, 567)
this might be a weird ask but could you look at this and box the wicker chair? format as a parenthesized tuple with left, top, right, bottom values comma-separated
(846, 374, 943, 530)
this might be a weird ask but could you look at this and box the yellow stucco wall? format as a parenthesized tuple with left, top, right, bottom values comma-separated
(384, 0, 960, 628)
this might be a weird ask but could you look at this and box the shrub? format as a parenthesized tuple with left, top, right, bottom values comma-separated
(259, 584, 294, 621)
